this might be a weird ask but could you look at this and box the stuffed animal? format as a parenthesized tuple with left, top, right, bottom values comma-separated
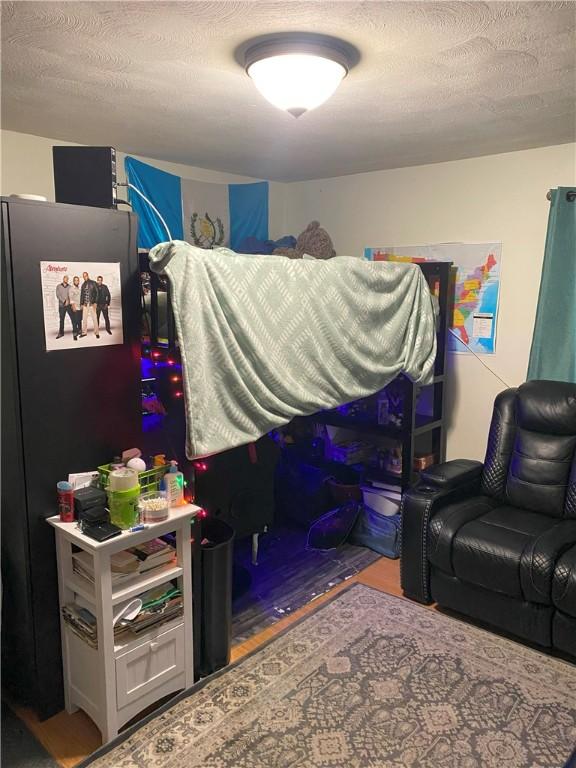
(274, 221, 336, 260)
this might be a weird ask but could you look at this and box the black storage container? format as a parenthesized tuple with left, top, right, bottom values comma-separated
(275, 446, 364, 526)
(194, 436, 279, 539)
(199, 517, 235, 676)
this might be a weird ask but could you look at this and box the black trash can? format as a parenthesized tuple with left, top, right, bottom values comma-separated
(199, 517, 235, 677)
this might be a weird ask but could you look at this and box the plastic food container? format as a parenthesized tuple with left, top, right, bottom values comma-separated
(108, 486, 140, 529)
(138, 491, 170, 523)
(107, 468, 140, 529)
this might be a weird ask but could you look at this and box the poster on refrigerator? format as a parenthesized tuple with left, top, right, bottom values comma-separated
(364, 242, 502, 354)
(41, 262, 124, 351)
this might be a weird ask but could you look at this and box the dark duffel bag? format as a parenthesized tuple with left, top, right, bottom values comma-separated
(350, 507, 401, 559)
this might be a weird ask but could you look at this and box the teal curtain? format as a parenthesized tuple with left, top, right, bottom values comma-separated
(527, 188, 576, 382)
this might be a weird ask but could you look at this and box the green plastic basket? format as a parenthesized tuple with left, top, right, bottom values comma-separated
(97, 463, 168, 494)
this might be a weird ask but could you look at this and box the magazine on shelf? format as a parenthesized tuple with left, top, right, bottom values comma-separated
(62, 584, 183, 648)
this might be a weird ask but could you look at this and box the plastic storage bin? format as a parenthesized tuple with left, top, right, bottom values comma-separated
(108, 486, 140, 529)
(98, 462, 167, 494)
(138, 490, 170, 523)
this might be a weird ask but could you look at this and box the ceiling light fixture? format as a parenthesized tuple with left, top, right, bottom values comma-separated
(244, 33, 354, 118)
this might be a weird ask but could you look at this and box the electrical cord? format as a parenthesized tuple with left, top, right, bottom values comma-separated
(117, 181, 174, 242)
(448, 327, 511, 388)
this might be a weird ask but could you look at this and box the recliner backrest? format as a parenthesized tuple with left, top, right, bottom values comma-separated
(481, 380, 576, 518)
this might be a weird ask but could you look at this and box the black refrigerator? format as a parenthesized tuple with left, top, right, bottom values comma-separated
(1, 198, 142, 718)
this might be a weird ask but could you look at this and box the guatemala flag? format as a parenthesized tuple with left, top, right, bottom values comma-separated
(125, 156, 269, 252)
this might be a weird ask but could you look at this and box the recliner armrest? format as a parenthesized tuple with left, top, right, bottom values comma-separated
(420, 459, 483, 490)
(401, 459, 483, 606)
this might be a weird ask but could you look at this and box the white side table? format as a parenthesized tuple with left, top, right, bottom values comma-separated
(48, 504, 199, 743)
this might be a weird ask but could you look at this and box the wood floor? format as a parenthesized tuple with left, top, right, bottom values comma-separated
(12, 557, 409, 768)
(231, 524, 380, 643)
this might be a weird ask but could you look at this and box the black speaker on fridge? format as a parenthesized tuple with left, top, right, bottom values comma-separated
(53, 146, 117, 208)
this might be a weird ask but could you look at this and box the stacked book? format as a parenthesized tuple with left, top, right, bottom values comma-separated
(71, 538, 175, 587)
(72, 550, 134, 586)
(128, 538, 176, 573)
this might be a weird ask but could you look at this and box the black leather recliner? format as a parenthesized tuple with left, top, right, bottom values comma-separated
(401, 379, 576, 658)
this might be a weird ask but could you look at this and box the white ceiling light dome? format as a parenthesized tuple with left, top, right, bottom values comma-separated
(244, 34, 354, 118)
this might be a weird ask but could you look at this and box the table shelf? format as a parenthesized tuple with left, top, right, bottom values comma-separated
(111, 563, 183, 605)
(48, 504, 199, 744)
(65, 562, 185, 607)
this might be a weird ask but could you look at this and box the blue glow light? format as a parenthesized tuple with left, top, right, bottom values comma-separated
(142, 413, 164, 432)
(141, 357, 155, 377)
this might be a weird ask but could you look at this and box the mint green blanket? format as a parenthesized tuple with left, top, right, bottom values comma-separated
(149, 242, 437, 459)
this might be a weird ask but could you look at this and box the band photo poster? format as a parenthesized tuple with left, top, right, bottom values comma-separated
(41, 261, 124, 351)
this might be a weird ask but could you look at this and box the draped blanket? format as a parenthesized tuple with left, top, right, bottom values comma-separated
(149, 241, 437, 458)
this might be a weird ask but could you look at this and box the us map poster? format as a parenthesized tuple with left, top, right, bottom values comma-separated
(364, 242, 502, 354)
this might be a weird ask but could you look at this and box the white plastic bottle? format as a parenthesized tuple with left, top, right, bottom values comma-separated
(164, 460, 185, 507)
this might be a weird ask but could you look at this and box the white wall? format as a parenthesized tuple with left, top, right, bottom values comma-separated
(0, 129, 287, 239)
(285, 143, 576, 460)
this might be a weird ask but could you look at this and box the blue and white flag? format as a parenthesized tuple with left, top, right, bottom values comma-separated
(182, 178, 229, 249)
(125, 156, 184, 246)
(125, 156, 268, 251)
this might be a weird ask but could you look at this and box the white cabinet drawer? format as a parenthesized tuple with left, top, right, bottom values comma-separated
(116, 623, 185, 709)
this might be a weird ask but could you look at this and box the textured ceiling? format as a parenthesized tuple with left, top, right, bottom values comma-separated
(2, 1, 575, 181)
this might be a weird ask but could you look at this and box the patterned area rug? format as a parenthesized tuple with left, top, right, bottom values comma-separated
(84, 585, 576, 768)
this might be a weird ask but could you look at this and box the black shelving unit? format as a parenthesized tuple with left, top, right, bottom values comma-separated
(140, 250, 177, 350)
(312, 261, 453, 491)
